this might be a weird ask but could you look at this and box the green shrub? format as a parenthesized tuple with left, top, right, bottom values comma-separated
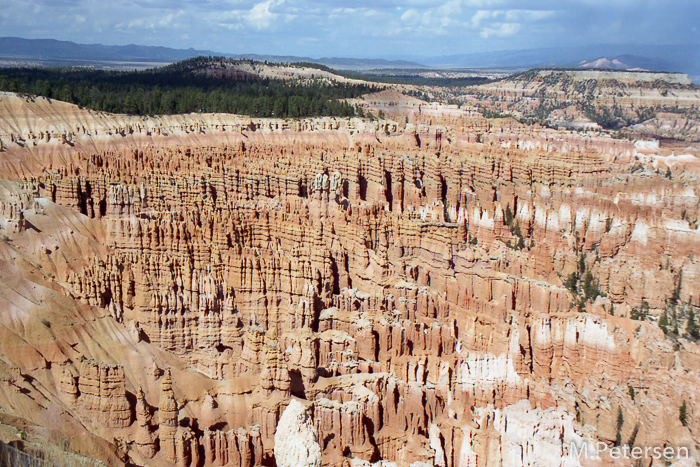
(564, 273, 578, 293)
(680, 400, 688, 426)
(659, 312, 669, 333)
(687, 309, 699, 340)
(615, 407, 624, 446)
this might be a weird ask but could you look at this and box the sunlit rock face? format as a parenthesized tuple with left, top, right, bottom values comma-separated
(274, 400, 322, 467)
(0, 91, 698, 466)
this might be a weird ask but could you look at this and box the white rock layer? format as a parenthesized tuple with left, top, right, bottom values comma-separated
(274, 399, 322, 467)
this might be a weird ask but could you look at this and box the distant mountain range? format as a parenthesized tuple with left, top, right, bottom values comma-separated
(0, 37, 424, 70)
(0, 37, 206, 64)
(1, 37, 698, 81)
(416, 44, 700, 78)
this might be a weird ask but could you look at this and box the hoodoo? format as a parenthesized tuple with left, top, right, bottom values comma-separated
(0, 61, 698, 466)
(274, 400, 322, 467)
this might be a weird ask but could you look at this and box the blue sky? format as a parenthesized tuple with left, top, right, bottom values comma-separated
(1, 0, 698, 58)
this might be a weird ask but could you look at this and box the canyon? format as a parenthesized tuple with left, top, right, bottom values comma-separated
(461, 69, 700, 138)
(0, 75, 698, 467)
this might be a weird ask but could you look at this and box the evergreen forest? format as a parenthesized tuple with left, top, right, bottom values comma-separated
(0, 57, 376, 118)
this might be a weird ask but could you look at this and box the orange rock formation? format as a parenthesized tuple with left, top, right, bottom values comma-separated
(0, 91, 698, 466)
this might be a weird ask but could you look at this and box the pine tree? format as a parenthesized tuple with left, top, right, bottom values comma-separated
(658, 312, 669, 333)
(680, 400, 688, 426)
(564, 273, 578, 294)
(687, 309, 699, 339)
(582, 271, 600, 301)
(626, 422, 639, 447)
(615, 407, 624, 446)
(504, 203, 514, 227)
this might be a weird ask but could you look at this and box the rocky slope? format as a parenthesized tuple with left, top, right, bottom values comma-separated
(465, 69, 700, 132)
(0, 91, 698, 467)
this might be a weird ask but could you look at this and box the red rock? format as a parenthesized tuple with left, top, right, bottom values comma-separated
(0, 92, 699, 466)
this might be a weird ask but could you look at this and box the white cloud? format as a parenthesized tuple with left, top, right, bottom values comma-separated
(437, 0, 464, 16)
(460, 0, 507, 8)
(115, 10, 183, 31)
(400, 9, 420, 25)
(504, 9, 555, 22)
(480, 21, 520, 38)
(471, 9, 493, 27)
(0, 0, 696, 58)
(246, 0, 281, 30)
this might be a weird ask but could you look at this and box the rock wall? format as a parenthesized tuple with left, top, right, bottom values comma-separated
(0, 93, 698, 466)
(76, 360, 132, 429)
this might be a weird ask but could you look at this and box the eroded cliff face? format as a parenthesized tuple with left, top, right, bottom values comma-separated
(472, 69, 700, 115)
(0, 92, 698, 467)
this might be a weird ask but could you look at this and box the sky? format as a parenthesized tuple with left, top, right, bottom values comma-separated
(0, 0, 698, 58)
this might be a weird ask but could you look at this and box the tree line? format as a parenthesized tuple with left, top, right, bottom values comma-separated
(0, 57, 376, 118)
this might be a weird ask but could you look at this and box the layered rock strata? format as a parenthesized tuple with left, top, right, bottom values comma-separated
(0, 92, 698, 467)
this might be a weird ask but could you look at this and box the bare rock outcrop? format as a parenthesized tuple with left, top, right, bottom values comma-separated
(0, 92, 699, 466)
(274, 400, 322, 467)
(77, 359, 132, 428)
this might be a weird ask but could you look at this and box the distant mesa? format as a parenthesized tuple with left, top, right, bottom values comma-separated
(534, 68, 692, 85)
